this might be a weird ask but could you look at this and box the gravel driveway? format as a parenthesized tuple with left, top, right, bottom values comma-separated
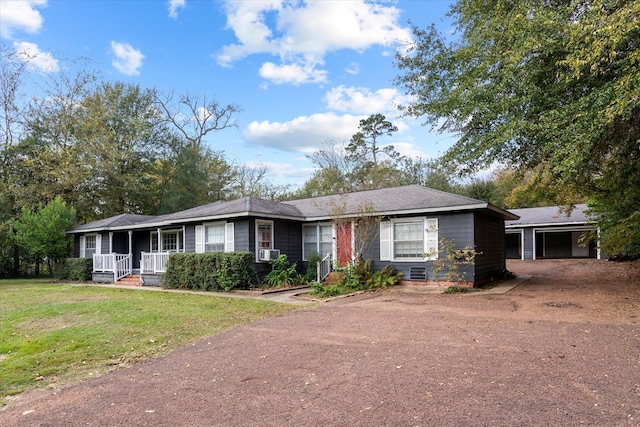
(2, 259, 639, 426)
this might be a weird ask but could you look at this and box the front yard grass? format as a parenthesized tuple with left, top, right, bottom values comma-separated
(0, 279, 300, 402)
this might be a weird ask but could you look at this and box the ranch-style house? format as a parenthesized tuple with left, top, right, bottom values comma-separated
(68, 185, 519, 287)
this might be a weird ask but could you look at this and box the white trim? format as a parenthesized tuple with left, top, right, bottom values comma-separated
(424, 218, 439, 261)
(195, 225, 204, 253)
(225, 222, 235, 252)
(182, 225, 186, 254)
(79, 235, 86, 258)
(379, 221, 391, 261)
(505, 221, 596, 229)
(108, 232, 113, 253)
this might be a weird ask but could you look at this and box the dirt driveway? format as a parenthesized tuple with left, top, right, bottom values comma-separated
(2, 259, 639, 426)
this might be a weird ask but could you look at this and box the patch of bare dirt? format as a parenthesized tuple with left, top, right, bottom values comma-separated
(1, 259, 639, 426)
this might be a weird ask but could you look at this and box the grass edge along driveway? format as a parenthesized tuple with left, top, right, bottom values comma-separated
(0, 279, 302, 403)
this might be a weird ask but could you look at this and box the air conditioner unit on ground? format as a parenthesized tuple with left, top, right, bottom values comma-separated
(258, 249, 280, 261)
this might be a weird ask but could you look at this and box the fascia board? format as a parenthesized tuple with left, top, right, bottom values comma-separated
(505, 221, 596, 229)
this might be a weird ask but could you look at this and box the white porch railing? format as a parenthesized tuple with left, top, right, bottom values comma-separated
(93, 253, 132, 282)
(141, 252, 170, 274)
(317, 253, 332, 283)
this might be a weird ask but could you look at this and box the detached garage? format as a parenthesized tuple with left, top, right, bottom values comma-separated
(505, 204, 599, 260)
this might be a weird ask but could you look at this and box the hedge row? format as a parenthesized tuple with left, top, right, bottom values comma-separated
(55, 257, 93, 281)
(162, 252, 258, 291)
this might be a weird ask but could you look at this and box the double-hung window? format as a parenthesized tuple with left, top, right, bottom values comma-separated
(393, 220, 424, 259)
(380, 217, 438, 261)
(195, 222, 234, 253)
(302, 224, 333, 260)
(205, 223, 225, 252)
(85, 235, 96, 257)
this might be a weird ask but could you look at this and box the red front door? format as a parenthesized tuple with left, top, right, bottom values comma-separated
(336, 222, 353, 267)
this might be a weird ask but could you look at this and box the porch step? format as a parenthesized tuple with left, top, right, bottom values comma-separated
(117, 274, 141, 286)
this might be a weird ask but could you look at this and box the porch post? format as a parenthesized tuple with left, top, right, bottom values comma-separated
(109, 232, 113, 253)
(128, 231, 133, 255)
(112, 253, 117, 283)
(157, 228, 162, 252)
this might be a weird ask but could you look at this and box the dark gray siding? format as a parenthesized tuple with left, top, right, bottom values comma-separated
(367, 212, 477, 284)
(274, 219, 303, 262)
(473, 212, 506, 283)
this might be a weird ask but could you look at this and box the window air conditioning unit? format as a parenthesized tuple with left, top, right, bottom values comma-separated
(258, 249, 280, 261)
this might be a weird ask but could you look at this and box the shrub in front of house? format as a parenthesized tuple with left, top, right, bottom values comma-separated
(55, 257, 93, 281)
(162, 252, 258, 291)
(309, 262, 402, 298)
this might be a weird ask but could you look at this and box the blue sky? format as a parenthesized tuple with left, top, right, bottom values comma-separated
(1, 0, 457, 187)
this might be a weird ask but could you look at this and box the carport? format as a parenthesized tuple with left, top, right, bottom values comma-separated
(505, 205, 600, 260)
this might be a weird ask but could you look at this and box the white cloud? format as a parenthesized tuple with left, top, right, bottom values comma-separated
(168, 0, 186, 19)
(345, 62, 360, 75)
(243, 112, 363, 153)
(110, 41, 145, 76)
(0, 0, 46, 39)
(217, 0, 413, 84)
(391, 141, 429, 160)
(324, 86, 410, 115)
(244, 160, 314, 180)
(259, 61, 327, 85)
(13, 40, 59, 72)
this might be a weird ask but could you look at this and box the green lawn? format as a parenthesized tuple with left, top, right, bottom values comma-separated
(0, 279, 301, 401)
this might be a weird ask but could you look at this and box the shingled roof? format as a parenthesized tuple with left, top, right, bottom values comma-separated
(505, 204, 592, 227)
(70, 185, 517, 233)
(284, 185, 514, 219)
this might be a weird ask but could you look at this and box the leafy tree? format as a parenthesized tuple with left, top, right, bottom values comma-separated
(13, 196, 76, 276)
(75, 82, 175, 218)
(395, 0, 640, 257)
(399, 157, 461, 193)
(346, 114, 403, 189)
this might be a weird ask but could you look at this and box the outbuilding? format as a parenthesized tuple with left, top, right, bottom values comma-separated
(505, 204, 599, 260)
